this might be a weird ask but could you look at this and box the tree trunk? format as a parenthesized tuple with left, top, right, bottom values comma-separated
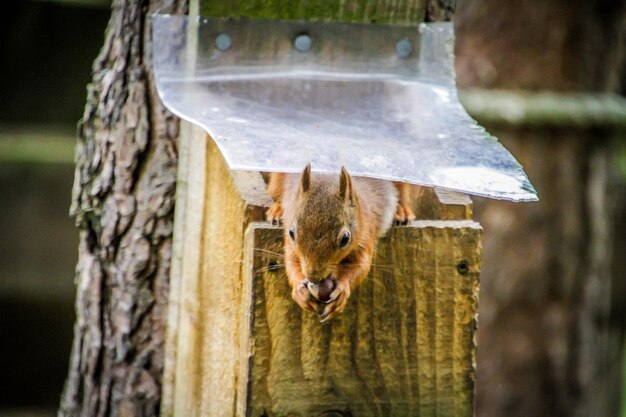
(59, 1, 187, 416)
(455, 1, 626, 417)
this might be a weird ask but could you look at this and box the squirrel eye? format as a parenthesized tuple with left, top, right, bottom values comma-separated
(289, 226, 296, 241)
(339, 231, 351, 248)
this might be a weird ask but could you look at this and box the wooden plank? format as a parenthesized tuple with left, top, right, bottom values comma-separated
(452, 224, 480, 417)
(197, 136, 249, 417)
(162, 121, 207, 417)
(242, 220, 481, 417)
(163, 132, 268, 417)
(412, 186, 473, 220)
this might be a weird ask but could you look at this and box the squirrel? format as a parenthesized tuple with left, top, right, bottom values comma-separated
(266, 164, 415, 322)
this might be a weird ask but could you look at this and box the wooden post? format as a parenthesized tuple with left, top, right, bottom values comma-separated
(161, 2, 481, 417)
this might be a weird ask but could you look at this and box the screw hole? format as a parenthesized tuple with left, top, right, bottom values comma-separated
(267, 260, 279, 272)
(457, 259, 470, 275)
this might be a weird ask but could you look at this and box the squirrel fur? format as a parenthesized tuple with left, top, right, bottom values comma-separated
(267, 164, 415, 321)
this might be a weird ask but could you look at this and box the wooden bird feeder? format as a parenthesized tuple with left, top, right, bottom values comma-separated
(154, 7, 535, 417)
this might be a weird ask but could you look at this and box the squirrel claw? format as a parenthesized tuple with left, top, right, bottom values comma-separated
(292, 282, 318, 313)
(319, 300, 343, 323)
(394, 202, 415, 225)
(318, 280, 350, 322)
(266, 202, 283, 225)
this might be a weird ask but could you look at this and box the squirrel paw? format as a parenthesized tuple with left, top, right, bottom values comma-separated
(394, 202, 416, 225)
(292, 281, 319, 313)
(266, 202, 283, 225)
(318, 279, 351, 322)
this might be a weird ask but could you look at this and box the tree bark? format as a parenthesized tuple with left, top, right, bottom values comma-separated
(59, 1, 187, 416)
(455, 1, 626, 417)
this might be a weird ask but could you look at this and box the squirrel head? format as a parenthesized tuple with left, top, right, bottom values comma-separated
(286, 164, 361, 283)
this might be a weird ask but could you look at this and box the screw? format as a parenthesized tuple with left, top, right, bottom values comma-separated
(294, 33, 312, 52)
(215, 33, 231, 51)
(457, 260, 470, 275)
(395, 38, 412, 58)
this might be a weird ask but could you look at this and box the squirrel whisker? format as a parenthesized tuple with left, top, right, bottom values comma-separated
(253, 248, 285, 258)
(254, 263, 285, 274)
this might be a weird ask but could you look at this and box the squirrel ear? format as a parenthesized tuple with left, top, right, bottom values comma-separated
(300, 163, 311, 194)
(338, 166, 354, 203)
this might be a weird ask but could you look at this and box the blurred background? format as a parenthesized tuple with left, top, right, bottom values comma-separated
(0, 1, 109, 416)
(0, 1, 624, 417)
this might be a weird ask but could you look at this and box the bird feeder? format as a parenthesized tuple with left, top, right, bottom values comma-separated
(153, 14, 536, 417)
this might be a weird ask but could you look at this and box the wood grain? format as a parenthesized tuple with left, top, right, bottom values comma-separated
(412, 186, 473, 220)
(241, 221, 481, 417)
(163, 135, 267, 417)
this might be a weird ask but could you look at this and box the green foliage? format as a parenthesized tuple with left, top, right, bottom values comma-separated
(0, 128, 75, 165)
(200, 0, 425, 24)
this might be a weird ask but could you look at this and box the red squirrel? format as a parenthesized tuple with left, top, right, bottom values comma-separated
(266, 164, 415, 321)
